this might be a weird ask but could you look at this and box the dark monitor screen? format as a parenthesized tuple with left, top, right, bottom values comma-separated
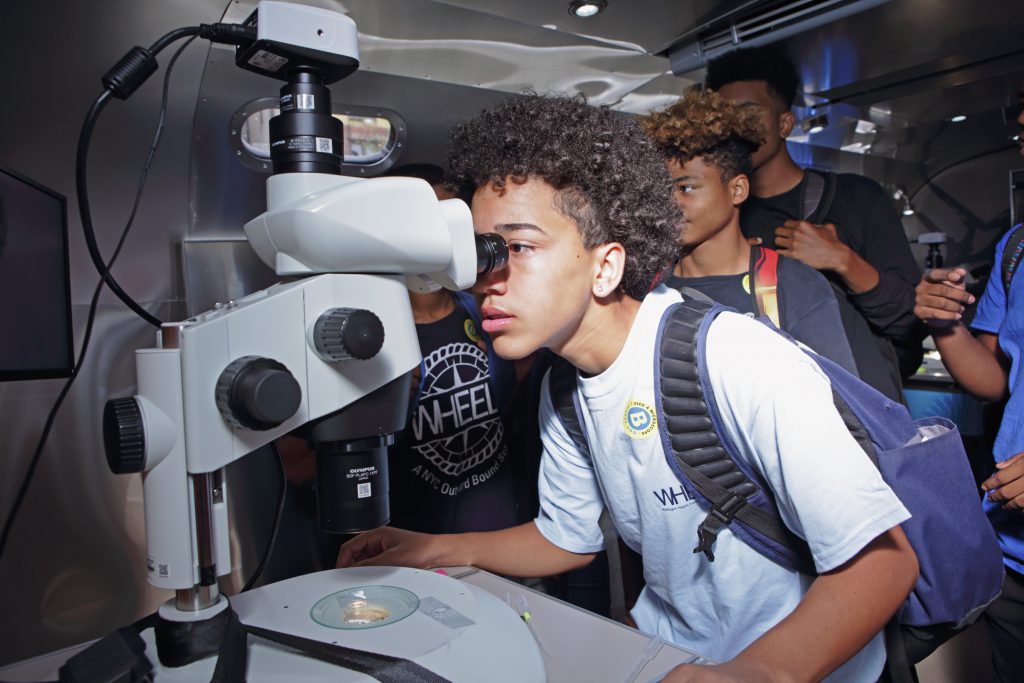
(0, 166, 74, 381)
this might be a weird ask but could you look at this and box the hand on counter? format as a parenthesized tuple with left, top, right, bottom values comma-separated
(337, 526, 446, 569)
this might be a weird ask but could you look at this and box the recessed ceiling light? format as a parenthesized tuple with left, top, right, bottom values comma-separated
(950, 115, 967, 123)
(568, 1, 608, 18)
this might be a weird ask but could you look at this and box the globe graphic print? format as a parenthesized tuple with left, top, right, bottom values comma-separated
(417, 342, 505, 477)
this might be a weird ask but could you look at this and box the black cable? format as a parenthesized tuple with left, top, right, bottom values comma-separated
(240, 442, 288, 593)
(76, 28, 208, 328)
(76, 90, 162, 327)
(77, 23, 256, 329)
(0, 36, 196, 566)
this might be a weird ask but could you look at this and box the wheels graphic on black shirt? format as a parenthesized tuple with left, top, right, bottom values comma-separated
(415, 342, 506, 478)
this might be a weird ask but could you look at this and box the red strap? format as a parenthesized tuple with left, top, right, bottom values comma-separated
(751, 246, 780, 327)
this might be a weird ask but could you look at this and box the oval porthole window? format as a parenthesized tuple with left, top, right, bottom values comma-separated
(231, 98, 406, 174)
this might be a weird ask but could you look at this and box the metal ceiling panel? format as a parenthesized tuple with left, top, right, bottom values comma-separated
(231, 0, 676, 108)
(428, 0, 754, 53)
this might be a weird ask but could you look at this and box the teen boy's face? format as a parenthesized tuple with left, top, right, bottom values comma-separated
(471, 178, 600, 360)
(668, 156, 741, 249)
(717, 80, 792, 171)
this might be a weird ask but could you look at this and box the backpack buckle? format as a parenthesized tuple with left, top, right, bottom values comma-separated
(693, 493, 746, 563)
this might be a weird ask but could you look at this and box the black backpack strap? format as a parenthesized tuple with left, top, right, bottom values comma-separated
(548, 356, 591, 459)
(243, 622, 452, 683)
(800, 170, 838, 225)
(1001, 223, 1024, 293)
(55, 603, 451, 683)
(658, 300, 814, 572)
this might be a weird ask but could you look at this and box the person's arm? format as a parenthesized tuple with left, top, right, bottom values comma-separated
(340, 366, 605, 575)
(838, 179, 922, 344)
(775, 177, 922, 342)
(662, 527, 918, 683)
(773, 219, 878, 293)
(337, 521, 595, 576)
(699, 314, 914, 681)
(914, 267, 1009, 402)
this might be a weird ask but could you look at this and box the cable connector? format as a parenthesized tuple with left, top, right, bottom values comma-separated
(102, 47, 158, 100)
(58, 626, 153, 683)
(198, 23, 257, 47)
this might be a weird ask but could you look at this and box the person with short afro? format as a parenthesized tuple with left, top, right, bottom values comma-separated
(446, 93, 681, 303)
(706, 45, 925, 404)
(339, 92, 918, 683)
(642, 86, 857, 374)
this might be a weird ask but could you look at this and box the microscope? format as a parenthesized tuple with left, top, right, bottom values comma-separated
(98, 4, 532, 678)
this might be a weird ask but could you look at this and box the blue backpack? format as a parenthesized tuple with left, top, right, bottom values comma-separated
(549, 296, 1004, 678)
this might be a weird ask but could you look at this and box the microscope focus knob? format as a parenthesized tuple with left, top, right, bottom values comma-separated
(215, 356, 302, 431)
(313, 308, 385, 362)
(103, 397, 146, 474)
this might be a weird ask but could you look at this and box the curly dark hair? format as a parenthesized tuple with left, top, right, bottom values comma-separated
(705, 44, 800, 110)
(446, 93, 681, 300)
(641, 86, 766, 180)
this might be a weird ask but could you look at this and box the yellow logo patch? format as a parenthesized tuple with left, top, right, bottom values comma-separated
(623, 400, 658, 440)
(465, 318, 482, 344)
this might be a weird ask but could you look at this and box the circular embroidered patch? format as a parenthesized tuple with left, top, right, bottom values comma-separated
(741, 273, 752, 294)
(623, 400, 658, 440)
(464, 318, 482, 344)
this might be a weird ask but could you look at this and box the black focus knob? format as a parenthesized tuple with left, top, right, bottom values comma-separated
(215, 356, 302, 431)
(104, 397, 145, 474)
(313, 308, 385, 362)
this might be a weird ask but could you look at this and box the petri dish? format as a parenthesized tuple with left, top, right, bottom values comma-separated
(310, 585, 420, 630)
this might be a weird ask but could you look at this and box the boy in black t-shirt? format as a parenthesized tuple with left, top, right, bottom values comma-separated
(385, 164, 519, 535)
(641, 87, 856, 374)
(704, 46, 924, 402)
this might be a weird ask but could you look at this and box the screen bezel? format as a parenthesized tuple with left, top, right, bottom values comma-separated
(0, 165, 75, 382)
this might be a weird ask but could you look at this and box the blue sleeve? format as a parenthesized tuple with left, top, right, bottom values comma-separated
(971, 229, 1015, 335)
(778, 256, 860, 376)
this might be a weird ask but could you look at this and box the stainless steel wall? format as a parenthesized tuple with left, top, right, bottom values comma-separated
(0, 0, 227, 664)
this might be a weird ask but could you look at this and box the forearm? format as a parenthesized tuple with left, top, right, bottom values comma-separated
(833, 247, 880, 294)
(440, 521, 596, 577)
(727, 528, 918, 683)
(932, 327, 1008, 401)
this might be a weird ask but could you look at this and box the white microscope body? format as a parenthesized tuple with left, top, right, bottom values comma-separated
(113, 172, 478, 612)
(101, 5, 544, 680)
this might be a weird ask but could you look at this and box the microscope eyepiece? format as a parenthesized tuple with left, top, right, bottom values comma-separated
(475, 233, 508, 275)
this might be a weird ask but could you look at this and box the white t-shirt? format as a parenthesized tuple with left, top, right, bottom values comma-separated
(534, 287, 910, 682)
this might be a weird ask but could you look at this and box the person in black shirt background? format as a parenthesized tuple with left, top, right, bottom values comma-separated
(384, 164, 519, 535)
(705, 45, 925, 403)
(641, 86, 856, 375)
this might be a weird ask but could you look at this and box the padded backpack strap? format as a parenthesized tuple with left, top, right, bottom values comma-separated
(657, 300, 813, 573)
